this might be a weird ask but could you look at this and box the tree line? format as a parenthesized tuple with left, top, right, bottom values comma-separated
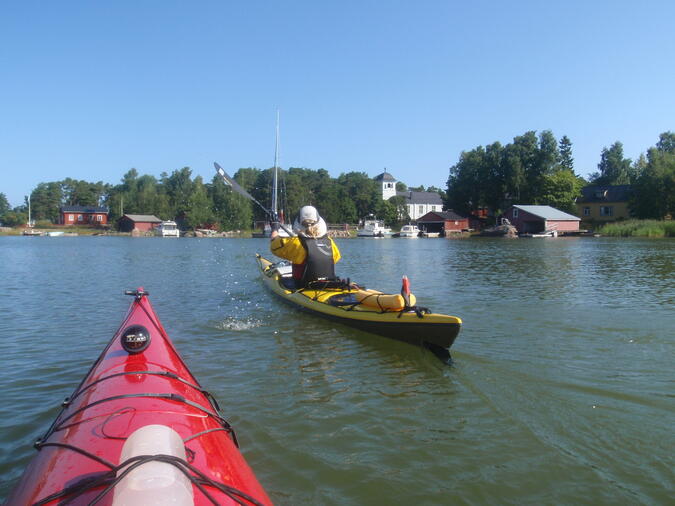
(445, 130, 674, 220)
(1, 131, 672, 229)
(0, 167, 412, 230)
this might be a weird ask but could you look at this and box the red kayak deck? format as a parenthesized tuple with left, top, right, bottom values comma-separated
(6, 289, 272, 505)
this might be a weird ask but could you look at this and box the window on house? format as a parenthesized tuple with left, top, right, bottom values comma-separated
(68, 215, 74, 222)
(78, 215, 83, 221)
(418, 205, 424, 215)
(583, 207, 590, 216)
(97, 215, 102, 221)
(513, 208, 519, 218)
(600, 206, 613, 216)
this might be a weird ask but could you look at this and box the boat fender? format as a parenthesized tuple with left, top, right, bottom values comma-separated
(355, 289, 416, 311)
(113, 424, 194, 505)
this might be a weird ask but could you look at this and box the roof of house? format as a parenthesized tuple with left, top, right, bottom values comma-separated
(577, 184, 632, 203)
(60, 205, 109, 213)
(374, 171, 396, 182)
(418, 210, 466, 222)
(513, 205, 580, 221)
(397, 191, 444, 205)
(120, 214, 162, 223)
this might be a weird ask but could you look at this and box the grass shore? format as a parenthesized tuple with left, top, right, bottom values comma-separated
(597, 220, 675, 237)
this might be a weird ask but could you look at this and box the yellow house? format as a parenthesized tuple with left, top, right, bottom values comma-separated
(576, 185, 632, 224)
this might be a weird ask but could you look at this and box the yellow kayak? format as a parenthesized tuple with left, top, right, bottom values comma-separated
(256, 254, 462, 354)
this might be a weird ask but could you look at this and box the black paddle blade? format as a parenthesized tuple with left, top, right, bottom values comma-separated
(214, 162, 255, 201)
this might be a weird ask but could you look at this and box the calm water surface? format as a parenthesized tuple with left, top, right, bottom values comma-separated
(0, 236, 673, 505)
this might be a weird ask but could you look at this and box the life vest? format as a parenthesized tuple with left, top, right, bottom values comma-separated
(297, 235, 336, 287)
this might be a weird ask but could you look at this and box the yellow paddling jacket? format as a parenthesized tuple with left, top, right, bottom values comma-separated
(270, 235, 341, 285)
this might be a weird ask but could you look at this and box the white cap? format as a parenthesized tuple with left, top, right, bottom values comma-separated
(293, 205, 327, 237)
(298, 205, 319, 225)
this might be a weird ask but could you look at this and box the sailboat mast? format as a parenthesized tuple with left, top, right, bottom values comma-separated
(272, 110, 280, 217)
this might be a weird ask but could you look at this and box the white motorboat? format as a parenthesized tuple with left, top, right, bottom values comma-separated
(155, 221, 180, 237)
(398, 224, 420, 238)
(357, 217, 391, 237)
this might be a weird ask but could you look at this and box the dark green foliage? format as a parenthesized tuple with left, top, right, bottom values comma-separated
(10, 163, 411, 230)
(0, 193, 12, 216)
(0, 210, 27, 227)
(590, 142, 632, 185)
(446, 131, 582, 219)
(209, 175, 252, 230)
(558, 136, 574, 173)
(630, 132, 675, 219)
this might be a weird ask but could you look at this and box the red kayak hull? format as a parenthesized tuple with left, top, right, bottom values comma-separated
(6, 289, 272, 505)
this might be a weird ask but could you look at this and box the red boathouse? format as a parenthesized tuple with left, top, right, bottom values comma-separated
(417, 211, 469, 235)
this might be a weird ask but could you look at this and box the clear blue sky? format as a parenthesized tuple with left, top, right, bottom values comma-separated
(2, 1, 674, 207)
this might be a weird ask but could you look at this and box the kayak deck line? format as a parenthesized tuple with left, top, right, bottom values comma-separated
(256, 254, 462, 360)
(36, 391, 235, 444)
(6, 288, 272, 506)
(62, 369, 219, 409)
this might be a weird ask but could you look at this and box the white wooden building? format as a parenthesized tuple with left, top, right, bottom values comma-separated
(373, 170, 444, 220)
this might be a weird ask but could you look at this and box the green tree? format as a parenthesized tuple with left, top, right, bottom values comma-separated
(1, 211, 27, 227)
(210, 174, 253, 230)
(61, 179, 107, 207)
(165, 167, 194, 217)
(30, 182, 63, 222)
(0, 193, 10, 216)
(381, 195, 409, 225)
(590, 142, 632, 185)
(446, 147, 486, 216)
(629, 153, 647, 183)
(656, 131, 675, 153)
(337, 171, 380, 220)
(631, 132, 675, 219)
(558, 135, 574, 173)
(539, 170, 584, 214)
(184, 176, 213, 229)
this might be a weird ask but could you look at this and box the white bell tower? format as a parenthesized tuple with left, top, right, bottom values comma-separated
(375, 169, 397, 200)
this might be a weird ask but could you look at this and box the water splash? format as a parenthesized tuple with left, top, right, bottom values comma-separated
(215, 316, 263, 331)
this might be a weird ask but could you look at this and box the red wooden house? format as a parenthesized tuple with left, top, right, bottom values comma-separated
(417, 211, 469, 235)
(59, 205, 109, 226)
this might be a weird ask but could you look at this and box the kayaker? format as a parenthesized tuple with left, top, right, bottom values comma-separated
(270, 205, 341, 288)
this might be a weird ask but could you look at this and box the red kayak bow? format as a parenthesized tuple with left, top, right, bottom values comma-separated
(6, 288, 272, 506)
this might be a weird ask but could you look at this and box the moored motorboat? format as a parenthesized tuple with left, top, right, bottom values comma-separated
(256, 255, 461, 359)
(155, 220, 180, 237)
(398, 224, 420, 237)
(357, 216, 391, 237)
(5, 289, 271, 506)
